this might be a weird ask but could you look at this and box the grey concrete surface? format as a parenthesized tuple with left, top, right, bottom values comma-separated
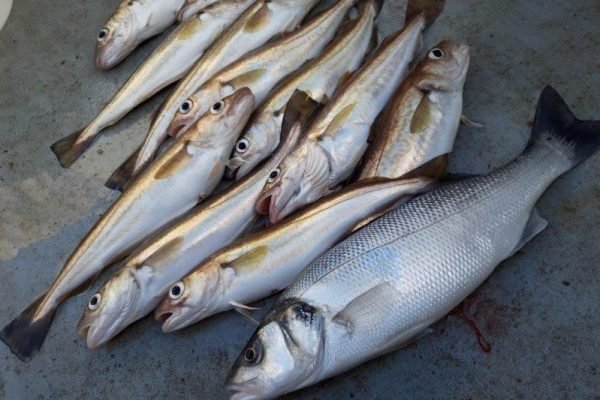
(0, 0, 598, 399)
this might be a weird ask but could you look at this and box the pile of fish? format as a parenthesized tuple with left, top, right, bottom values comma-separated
(2, 0, 599, 398)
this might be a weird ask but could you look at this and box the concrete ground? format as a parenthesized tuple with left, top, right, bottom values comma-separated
(0, 0, 598, 399)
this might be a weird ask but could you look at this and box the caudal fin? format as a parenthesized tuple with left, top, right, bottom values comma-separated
(529, 85, 600, 168)
(406, 0, 445, 28)
(0, 295, 56, 362)
(105, 147, 140, 192)
(50, 130, 95, 167)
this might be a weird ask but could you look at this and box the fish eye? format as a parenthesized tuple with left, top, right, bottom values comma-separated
(210, 100, 225, 115)
(244, 342, 261, 364)
(179, 100, 193, 114)
(169, 281, 185, 300)
(267, 168, 280, 183)
(236, 138, 249, 153)
(88, 294, 101, 310)
(98, 28, 109, 40)
(428, 48, 445, 59)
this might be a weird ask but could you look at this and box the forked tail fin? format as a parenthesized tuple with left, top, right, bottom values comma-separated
(50, 129, 95, 168)
(528, 85, 600, 168)
(105, 146, 140, 192)
(0, 294, 56, 362)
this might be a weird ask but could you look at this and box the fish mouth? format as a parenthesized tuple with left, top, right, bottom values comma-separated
(225, 156, 246, 180)
(94, 48, 119, 69)
(176, 4, 198, 22)
(225, 165, 239, 180)
(255, 187, 288, 223)
(79, 324, 110, 349)
(155, 304, 188, 333)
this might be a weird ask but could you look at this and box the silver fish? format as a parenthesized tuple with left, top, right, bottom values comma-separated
(226, 86, 600, 399)
(0, 89, 254, 361)
(76, 91, 317, 348)
(177, 0, 219, 22)
(227, 0, 380, 180)
(95, 0, 185, 69)
(108, 0, 319, 191)
(154, 176, 432, 333)
(165, 0, 358, 140)
(358, 40, 470, 180)
(256, 13, 429, 223)
(51, 0, 254, 168)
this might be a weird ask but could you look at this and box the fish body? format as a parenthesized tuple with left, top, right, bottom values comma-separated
(166, 0, 358, 139)
(226, 86, 600, 399)
(358, 40, 470, 179)
(96, 0, 185, 69)
(227, 0, 380, 180)
(178, 0, 219, 21)
(77, 91, 317, 348)
(257, 14, 427, 223)
(155, 176, 432, 332)
(111, 0, 319, 190)
(0, 89, 255, 361)
(51, 0, 254, 168)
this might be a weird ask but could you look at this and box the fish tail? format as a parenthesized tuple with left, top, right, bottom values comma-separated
(105, 146, 140, 192)
(0, 294, 56, 362)
(405, 0, 445, 28)
(50, 129, 96, 167)
(528, 85, 600, 169)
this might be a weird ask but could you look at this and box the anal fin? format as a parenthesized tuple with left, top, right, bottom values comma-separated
(509, 207, 548, 256)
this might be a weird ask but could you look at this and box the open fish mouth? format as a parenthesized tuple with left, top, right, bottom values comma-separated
(255, 187, 287, 223)
(155, 305, 187, 333)
(226, 379, 264, 400)
(168, 123, 188, 138)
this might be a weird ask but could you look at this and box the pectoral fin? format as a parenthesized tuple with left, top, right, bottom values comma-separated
(223, 246, 269, 274)
(154, 142, 194, 180)
(231, 302, 260, 325)
(460, 114, 485, 128)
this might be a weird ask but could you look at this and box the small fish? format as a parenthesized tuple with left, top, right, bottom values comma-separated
(177, 0, 218, 22)
(77, 91, 317, 348)
(95, 0, 185, 69)
(256, 9, 434, 223)
(358, 40, 470, 180)
(226, 0, 380, 180)
(0, 89, 254, 361)
(107, 0, 319, 191)
(154, 176, 433, 333)
(226, 86, 600, 399)
(51, 0, 254, 168)
(165, 0, 358, 141)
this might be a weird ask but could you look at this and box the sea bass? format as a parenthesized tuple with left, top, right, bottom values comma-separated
(108, 0, 319, 191)
(226, 86, 600, 399)
(226, 0, 380, 180)
(165, 0, 359, 140)
(177, 0, 219, 22)
(0, 89, 255, 362)
(256, 12, 431, 223)
(95, 0, 185, 69)
(77, 91, 317, 348)
(51, 0, 254, 168)
(358, 40, 470, 180)
(154, 176, 432, 333)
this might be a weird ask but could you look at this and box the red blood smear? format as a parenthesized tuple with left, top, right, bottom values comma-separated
(458, 314, 492, 353)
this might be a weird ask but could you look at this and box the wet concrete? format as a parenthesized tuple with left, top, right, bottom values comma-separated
(0, 0, 598, 399)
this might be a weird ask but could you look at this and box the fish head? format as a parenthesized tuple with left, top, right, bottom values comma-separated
(226, 300, 325, 400)
(414, 40, 471, 92)
(154, 262, 222, 332)
(95, 3, 137, 69)
(169, 83, 251, 139)
(77, 268, 140, 348)
(255, 143, 330, 223)
(227, 112, 281, 180)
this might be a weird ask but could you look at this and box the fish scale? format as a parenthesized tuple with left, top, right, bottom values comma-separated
(281, 144, 569, 380)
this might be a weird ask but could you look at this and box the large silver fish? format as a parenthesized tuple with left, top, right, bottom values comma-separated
(226, 86, 600, 399)
(256, 12, 431, 223)
(0, 89, 255, 362)
(154, 176, 432, 333)
(358, 40, 470, 180)
(77, 91, 317, 348)
(95, 0, 185, 69)
(165, 0, 358, 140)
(177, 0, 219, 22)
(226, 0, 380, 180)
(108, 0, 319, 191)
(51, 0, 254, 168)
